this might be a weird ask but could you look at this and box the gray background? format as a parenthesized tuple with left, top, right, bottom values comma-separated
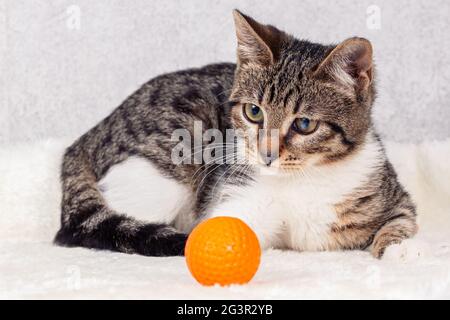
(1, 0, 449, 144)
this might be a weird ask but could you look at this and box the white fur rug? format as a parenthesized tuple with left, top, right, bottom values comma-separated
(1, 139, 450, 299)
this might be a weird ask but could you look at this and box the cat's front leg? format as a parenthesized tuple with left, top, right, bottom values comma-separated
(371, 214, 418, 258)
(207, 197, 285, 250)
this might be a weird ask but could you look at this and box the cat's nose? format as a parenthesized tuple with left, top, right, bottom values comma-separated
(264, 159, 273, 167)
(259, 151, 277, 166)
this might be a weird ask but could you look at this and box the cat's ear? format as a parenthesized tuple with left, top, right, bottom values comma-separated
(314, 37, 373, 91)
(232, 9, 285, 67)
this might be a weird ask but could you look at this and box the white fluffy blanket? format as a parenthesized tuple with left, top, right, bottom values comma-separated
(1, 139, 450, 299)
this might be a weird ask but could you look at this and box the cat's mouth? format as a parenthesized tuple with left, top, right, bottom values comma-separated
(251, 154, 311, 178)
(253, 157, 299, 176)
(255, 164, 283, 176)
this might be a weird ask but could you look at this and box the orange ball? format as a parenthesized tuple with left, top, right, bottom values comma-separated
(185, 216, 261, 286)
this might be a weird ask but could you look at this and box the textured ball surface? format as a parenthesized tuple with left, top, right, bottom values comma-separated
(185, 216, 261, 286)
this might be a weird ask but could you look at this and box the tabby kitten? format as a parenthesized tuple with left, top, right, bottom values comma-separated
(54, 10, 417, 258)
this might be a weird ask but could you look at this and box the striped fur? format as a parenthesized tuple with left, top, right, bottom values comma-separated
(54, 63, 236, 256)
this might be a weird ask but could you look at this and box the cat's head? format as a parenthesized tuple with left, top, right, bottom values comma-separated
(229, 10, 376, 172)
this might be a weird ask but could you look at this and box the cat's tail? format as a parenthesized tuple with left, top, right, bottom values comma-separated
(54, 137, 187, 256)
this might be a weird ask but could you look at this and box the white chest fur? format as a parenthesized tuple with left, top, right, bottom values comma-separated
(208, 137, 383, 252)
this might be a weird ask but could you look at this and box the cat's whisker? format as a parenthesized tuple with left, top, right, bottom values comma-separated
(193, 152, 239, 189)
(190, 152, 237, 183)
(177, 143, 237, 166)
(211, 159, 252, 197)
(209, 163, 241, 197)
(191, 158, 229, 186)
(214, 88, 233, 99)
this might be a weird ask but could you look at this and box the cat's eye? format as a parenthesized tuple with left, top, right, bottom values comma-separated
(292, 118, 319, 135)
(243, 104, 264, 124)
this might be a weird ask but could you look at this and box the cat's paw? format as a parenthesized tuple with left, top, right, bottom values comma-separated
(141, 231, 188, 256)
(161, 232, 188, 256)
(382, 238, 430, 262)
(370, 235, 402, 259)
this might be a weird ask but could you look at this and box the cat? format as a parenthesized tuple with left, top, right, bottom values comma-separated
(54, 10, 417, 258)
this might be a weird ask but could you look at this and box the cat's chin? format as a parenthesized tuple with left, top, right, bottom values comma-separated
(254, 165, 292, 177)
